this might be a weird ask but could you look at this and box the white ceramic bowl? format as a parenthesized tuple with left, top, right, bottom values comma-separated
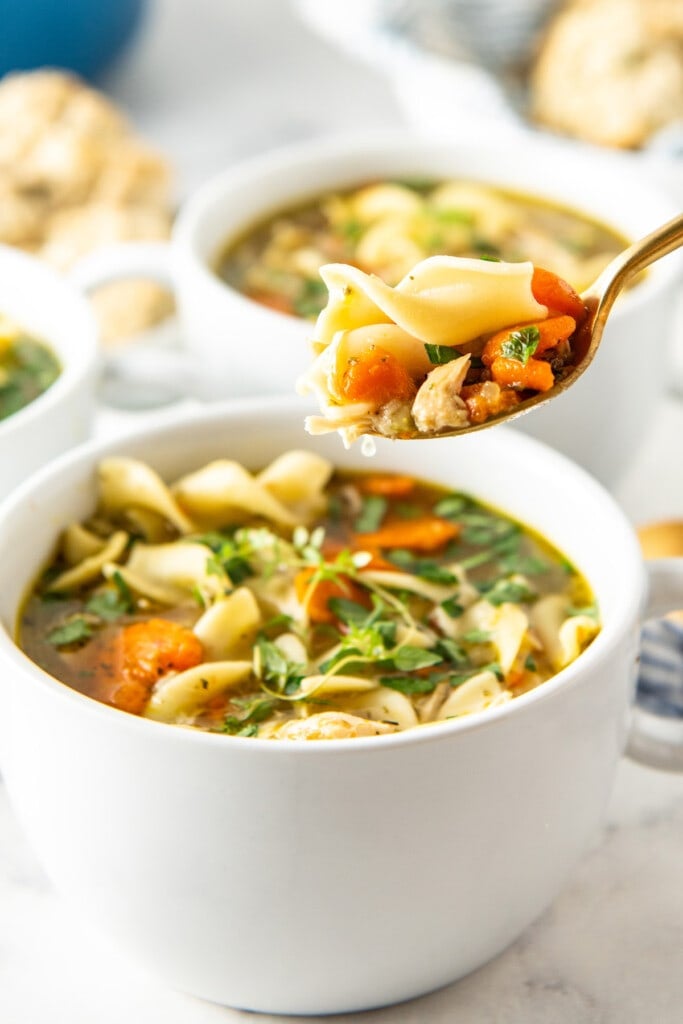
(73, 131, 682, 488)
(0, 398, 682, 1015)
(0, 245, 99, 497)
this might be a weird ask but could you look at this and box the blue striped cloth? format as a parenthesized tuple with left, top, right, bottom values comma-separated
(638, 617, 683, 718)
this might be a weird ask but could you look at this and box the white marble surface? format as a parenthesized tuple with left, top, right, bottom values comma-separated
(2, 1, 683, 1021)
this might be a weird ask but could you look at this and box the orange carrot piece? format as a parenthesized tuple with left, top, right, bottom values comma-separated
(359, 474, 416, 497)
(294, 568, 372, 625)
(338, 345, 417, 406)
(355, 516, 460, 552)
(490, 356, 555, 392)
(482, 315, 577, 366)
(532, 267, 586, 320)
(122, 619, 204, 682)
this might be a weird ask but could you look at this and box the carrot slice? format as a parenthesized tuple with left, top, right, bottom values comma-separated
(294, 568, 372, 624)
(359, 474, 416, 497)
(338, 345, 417, 406)
(112, 619, 204, 714)
(482, 315, 576, 366)
(490, 356, 555, 392)
(532, 267, 586, 320)
(355, 517, 460, 552)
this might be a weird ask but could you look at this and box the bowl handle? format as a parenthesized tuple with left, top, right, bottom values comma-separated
(69, 243, 197, 408)
(628, 558, 683, 769)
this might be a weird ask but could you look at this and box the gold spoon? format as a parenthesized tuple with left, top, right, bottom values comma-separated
(368, 211, 683, 439)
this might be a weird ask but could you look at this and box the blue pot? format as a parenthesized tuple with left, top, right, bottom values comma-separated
(0, 0, 147, 81)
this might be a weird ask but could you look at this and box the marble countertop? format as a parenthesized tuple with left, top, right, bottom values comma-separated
(2, 1, 683, 1020)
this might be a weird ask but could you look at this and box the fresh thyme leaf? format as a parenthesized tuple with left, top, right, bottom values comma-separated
(459, 550, 496, 571)
(354, 495, 387, 533)
(500, 326, 540, 366)
(435, 638, 468, 665)
(327, 597, 373, 627)
(440, 596, 465, 618)
(433, 494, 471, 519)
(85, 590, 127, 622)
(48, 616, 94, 648)
(448, 661, 503, 687)
(481, 578, 536, 607)
(498, 552, 549, 575)
(388, 549, 457, 584)
(340, 218, 364, 244)
(204, 534, 254, 585)
(380, 674, 438, 695)
(255, 637, 306, 695)
(424, 343, 462, 365)
(392, 646, 443, 672)
(222, 697, 277, 735)
(461, 629, 491, 645)
(192, 585, 207, 608)
(293, 277, 328, 318)
(525, 654, 537, 671)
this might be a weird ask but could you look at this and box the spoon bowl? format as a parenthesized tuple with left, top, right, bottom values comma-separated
(362, 211, 683, 440)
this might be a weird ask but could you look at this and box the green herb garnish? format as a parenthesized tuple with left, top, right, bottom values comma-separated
(392, 646, 443, 672)
(255, 636, 306, 696)
(499, 326, 541, 366)
(47, 617, 94, 648)
(354, 495, 387, 533)
(293, 278, 328, 319)
(424, 344, 462, 366)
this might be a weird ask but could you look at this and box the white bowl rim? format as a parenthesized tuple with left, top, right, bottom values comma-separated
(0, 395, 644, 756)
(0, 245, 100, 440)
(173, 127, 683, 327)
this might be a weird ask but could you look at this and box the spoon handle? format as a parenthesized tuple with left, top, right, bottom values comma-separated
(585, 211, 683, 337)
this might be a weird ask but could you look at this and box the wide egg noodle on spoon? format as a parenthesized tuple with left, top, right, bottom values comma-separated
(296, 255, 576, 445)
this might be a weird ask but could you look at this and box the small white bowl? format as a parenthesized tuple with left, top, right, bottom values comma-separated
(73, 130, 682, 488)
(0, 398, 682, 1013)
(0, 245, 100, 497)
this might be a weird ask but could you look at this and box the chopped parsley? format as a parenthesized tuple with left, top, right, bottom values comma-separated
(424, 343, 462, 366)
(48, 616, 94, 648)
(354, 495, 387, 533)
(255, 636, 306, 696)
(500, 326, 541, 366)
(293, 278, 328, 319)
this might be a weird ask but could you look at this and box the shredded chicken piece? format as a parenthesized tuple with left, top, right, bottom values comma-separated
(269, 711, 396, 740)
(412, 355, 471, 433)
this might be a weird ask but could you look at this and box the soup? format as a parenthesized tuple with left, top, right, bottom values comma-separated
(215, 179, 627, 320)
(299, 257, 587, 443)
(0, 314, 61, 421)
(19, 450, 599, 740)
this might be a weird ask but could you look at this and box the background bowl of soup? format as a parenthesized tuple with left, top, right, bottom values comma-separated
(0, 244, 99, 497)
(73, 130, 682, 488)
(0, 398, 682, 1014)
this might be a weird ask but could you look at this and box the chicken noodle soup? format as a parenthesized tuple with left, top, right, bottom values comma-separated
(0, 314, 61, 421)
(298, 257, 588, 443)
(215, 179, 626, 320)
(19, 451, 600, 740)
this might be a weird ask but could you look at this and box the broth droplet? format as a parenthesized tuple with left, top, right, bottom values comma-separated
(360, 435, 377, 458)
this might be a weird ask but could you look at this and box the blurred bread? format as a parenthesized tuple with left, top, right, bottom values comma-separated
(637, 520, 683, 559)
(0, 69, 173, 344)
(531, 0, 683, 148)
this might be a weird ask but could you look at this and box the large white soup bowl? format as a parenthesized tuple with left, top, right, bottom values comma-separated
(0, 398, 680, 1015)
(73, 132, 682, 487)
(0, 245, 99, 497)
